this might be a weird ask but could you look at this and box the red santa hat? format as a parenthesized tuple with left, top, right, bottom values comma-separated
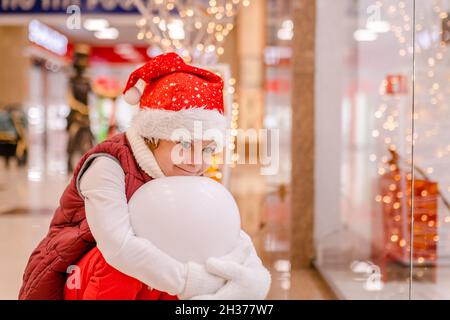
(123, 52, 226, 142)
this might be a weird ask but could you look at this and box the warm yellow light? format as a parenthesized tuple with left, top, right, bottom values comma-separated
(216, 34, 224, 42)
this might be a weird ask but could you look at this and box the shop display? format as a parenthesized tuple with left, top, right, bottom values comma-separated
(384, 75, 407, 95)
(92, 76, 122, 142)
(378, 148, 439, 266)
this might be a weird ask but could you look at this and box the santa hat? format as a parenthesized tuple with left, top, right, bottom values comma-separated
(123, 52, 226, 142)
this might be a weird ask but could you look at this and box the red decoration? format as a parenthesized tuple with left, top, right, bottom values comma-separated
(385, 75, 408, 95)
(377, 150, 438, 268)
(66, 44, 151, 64)
(92, 76, 122, 99)
(265, 78, 290, 94)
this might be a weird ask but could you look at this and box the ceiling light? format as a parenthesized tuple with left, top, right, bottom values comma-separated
(94, 27, 119, 40)
(84, 19, 109, 31)
(277, 19, 294, 41)
(366, 20, 391, 33)
(353, 29, 378, 42)
(168, 19, 185, 40)
(28, 20, 68, 56)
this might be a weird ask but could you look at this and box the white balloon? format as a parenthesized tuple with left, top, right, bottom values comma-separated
(128, 176, 241, 264)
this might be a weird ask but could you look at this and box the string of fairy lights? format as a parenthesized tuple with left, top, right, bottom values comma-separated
(370, 0, 450, 261)
(372, 0, 449, 180)
(205, 75, 240, 180)
(228, 77, 240, 167)
(132, 0, 249, 64)
(202, 60, 240, 175)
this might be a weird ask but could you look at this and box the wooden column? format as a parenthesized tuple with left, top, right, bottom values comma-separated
(290, 0, 316, 269)
(236, 0, 266, 131)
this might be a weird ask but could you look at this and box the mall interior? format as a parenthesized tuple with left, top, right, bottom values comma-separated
(0, 0, 450, 300)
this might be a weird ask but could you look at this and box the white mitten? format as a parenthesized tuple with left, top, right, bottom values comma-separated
(190, 232, 272, 300)
(178, 231, 255, 299)
(178, 261, 226, 300)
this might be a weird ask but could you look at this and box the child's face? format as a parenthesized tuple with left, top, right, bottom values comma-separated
(152, 139, 217, 176)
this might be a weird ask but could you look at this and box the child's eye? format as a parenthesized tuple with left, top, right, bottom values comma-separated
(203, 146, 216, 154)
(179, 140, 191, 149)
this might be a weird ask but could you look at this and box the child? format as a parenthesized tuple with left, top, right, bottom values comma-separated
(19, 52, 271, 300)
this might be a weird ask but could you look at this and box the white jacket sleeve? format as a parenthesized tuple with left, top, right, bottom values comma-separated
(79, 156, 188, 295)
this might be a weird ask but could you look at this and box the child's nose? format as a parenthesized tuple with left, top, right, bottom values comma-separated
(182, 147, 203, 166)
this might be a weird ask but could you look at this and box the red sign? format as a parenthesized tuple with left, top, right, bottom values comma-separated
(66, 43, 151, 64)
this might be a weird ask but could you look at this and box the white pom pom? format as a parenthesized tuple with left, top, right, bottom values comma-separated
(124, 86, 141, 105)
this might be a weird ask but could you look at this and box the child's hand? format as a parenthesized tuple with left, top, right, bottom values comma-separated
(189, 231, 272, 300)
(178, 262, 226, 299)
(178, 238, 250, 299)
(178, 231, 258, 300)
(190, 255, 271, 300)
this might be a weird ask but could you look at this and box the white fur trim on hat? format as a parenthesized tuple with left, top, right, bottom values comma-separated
(126, 126, 166, 179)
(131, 107, 227, 143)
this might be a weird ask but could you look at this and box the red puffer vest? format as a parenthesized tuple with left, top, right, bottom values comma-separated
(19, 133, 152, 300)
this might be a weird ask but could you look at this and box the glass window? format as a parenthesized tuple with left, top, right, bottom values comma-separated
(411, 0, 450, 300)
(314, 0, 415, 299)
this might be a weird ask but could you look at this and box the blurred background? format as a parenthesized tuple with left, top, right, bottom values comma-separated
(0, 0, 449, 300)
